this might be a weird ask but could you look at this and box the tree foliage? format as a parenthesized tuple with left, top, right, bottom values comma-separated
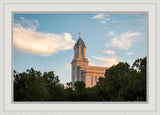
(14, 68, 64, 101)
(95, 57, 146, 101)
(14, 57, 146, 101)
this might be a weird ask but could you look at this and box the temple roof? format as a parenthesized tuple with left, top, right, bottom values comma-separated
(74, 32, 86, 48)
(74, 37, 86, 48)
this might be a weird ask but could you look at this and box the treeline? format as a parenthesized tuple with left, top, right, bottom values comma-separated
(14, 57, 146, 101)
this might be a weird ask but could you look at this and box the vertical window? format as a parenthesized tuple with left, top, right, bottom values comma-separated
(81, 47, 83, 57)
(77, 49, 79, 57)
(95, 76, 97, 82)
(91, 76, 93, 87)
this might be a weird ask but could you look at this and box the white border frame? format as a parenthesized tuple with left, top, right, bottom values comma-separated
(0, 0, 159, 115)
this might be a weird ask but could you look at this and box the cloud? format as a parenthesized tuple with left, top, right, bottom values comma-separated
(92, 13, 110, 23)
(13, 17, 75, 56)
(91, 56, 119, 67)
(126, 52, 133, 55)
(108, 31, 115, 36)
(14, 17, 39, 31)
(107, 32, 141, 50)
(103, 50, 115, 55)
(98, 20, 106, 24)
(92, 13, 105, 19)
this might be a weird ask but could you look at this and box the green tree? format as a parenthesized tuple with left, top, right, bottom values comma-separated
(14, 68, 64, 101)
(96, 62, 130, 101)
(96, 58, 146, 101)
(14, 57, 146, 101)
(126, 57, 146, 101)
(72, 81, 86, 101)
(74, 81, 85, 92)
(66, 82, 72, 87)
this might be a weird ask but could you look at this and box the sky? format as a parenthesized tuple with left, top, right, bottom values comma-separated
(13, 13, 147, 84)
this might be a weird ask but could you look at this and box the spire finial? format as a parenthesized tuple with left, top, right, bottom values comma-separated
(79, 32, 81, 38)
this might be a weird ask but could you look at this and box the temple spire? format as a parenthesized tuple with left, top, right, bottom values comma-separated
(74, 32, 86, 48)
(79, 32, 81, 39)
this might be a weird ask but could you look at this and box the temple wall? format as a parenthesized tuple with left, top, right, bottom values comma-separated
(85, 71, 106, 87)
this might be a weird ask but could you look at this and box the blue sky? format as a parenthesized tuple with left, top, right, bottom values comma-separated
(13, 13, 147, 84)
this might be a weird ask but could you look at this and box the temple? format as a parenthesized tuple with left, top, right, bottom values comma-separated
(71, 33, 109, 87)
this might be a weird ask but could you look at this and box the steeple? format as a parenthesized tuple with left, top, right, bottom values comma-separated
(73, 33, 87, 59)
(74, 33, 86, 48)
(79, 32, 81, 38)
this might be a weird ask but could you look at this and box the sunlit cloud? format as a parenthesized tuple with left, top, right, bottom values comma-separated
(91, 56, 119, 67)
(102, 50, 115, 55)
(107, 32, 141, 50)
(126, 52, 133, 55)
(13, 17, 75, 56)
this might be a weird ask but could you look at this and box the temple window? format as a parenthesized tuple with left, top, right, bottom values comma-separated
(81, 47, 83, 57)
(91, 75, 93, 87)
(95, 76, 97, 82)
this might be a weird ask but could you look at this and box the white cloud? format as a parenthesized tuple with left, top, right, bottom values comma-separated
(91, 56, 119, 67)
(14, 17, 39, 31)
(108, 31, 115, 36)
(98, 20, 106, 23)
(107, 32, 141, 50)
(92, 13, 110, 23)
(103, 50, 115, 55)
(92, 13, 105, 19)
(126, 52, 133, 55)
(14, 17, 75, 56)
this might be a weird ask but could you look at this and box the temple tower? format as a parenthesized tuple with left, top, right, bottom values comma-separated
(71, 33, 89, 85)
(71, 33, 108, 88)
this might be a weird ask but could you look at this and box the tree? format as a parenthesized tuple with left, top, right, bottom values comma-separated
(126, 57, 146, 101)
(66, 82, 72, 87)
(96, 57, 146, 101)
(95, 62, 130, 101)
(74, 81, 85, 92)
(14, 68, 63, 101)
(14, 57, 146, 101)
